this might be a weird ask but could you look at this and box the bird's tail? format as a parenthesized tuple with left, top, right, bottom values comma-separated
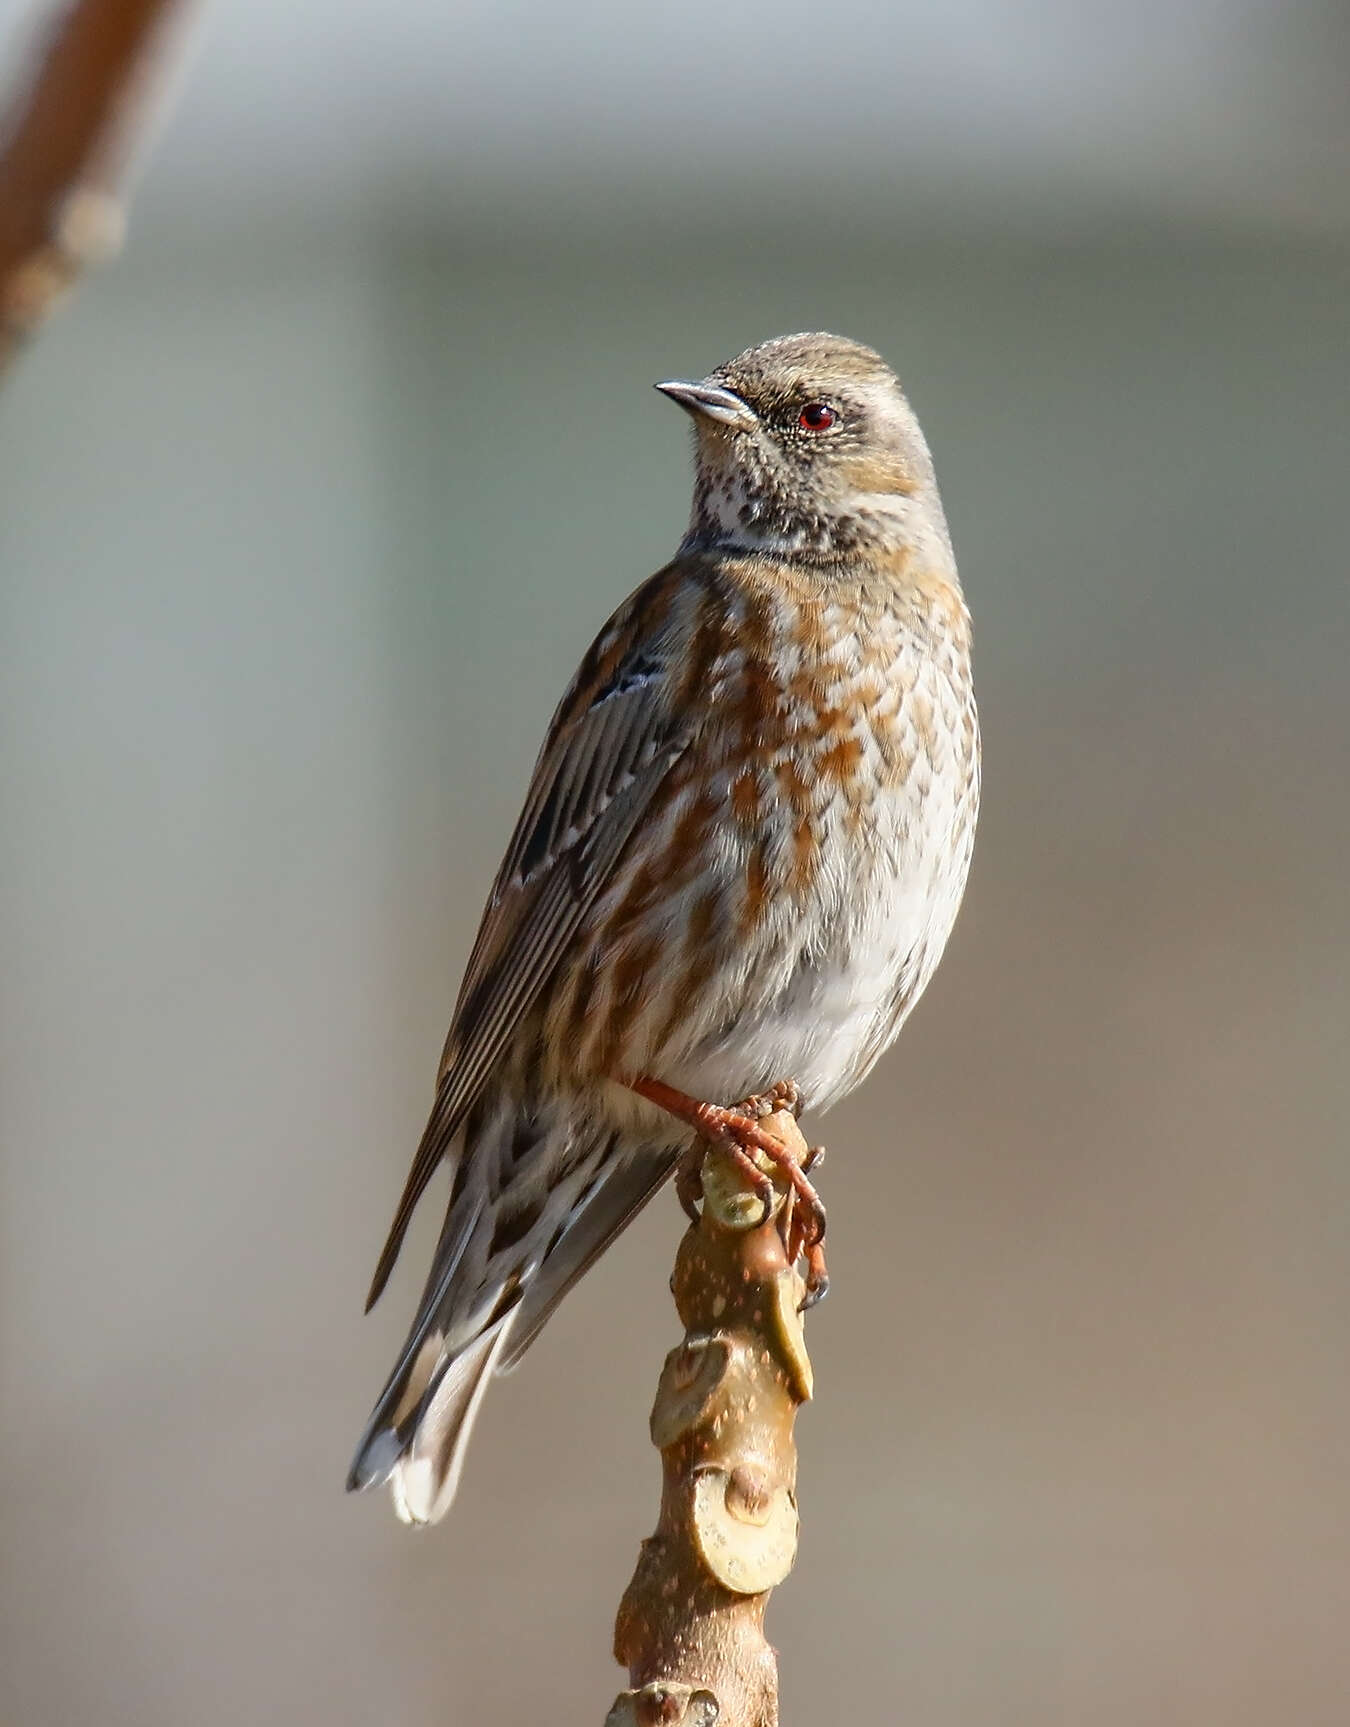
(345, 1159, 512, 1525)
(348, 1309, 515, 1526)
(348, 1094, 677, 1525)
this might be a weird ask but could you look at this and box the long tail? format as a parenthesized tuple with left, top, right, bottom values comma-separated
(348, 1096, 676, 1524)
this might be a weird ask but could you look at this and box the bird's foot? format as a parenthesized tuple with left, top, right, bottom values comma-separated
(739, 1078, 803, 1120)
(673, 1137, 706, 1225)
(629, 1074, 828, 1304)
(778, 1142, 829, 1308)
(800, 1239, 830, 1310)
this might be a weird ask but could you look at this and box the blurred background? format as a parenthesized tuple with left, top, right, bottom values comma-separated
(2, 1, 1348, 1723)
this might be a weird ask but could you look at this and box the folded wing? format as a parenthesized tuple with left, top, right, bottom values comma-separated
(364, 576, 693, 1310)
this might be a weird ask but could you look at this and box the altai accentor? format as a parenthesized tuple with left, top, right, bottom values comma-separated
(348, 333, 980, 1524)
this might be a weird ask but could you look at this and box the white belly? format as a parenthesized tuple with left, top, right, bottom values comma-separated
(671, 764, 973, 1112)
(574, 580, 979, 1135)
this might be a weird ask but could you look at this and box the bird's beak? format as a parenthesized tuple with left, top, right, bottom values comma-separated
(654, 378, 757, 430)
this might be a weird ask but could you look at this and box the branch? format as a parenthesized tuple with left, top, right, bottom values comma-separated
(606, 1108, 817, 1727)
(0, 0, 191, 373)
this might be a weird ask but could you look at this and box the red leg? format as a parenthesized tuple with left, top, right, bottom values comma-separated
(629, 1074, 828, 1302)
(635, 1075, 777, 1224)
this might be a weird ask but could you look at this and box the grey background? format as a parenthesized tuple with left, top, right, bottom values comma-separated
(2, 2, 1348, 1723)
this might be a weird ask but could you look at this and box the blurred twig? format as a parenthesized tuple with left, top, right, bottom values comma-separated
(0, 0, 190, 373)
(606, 1108, 816, 1727)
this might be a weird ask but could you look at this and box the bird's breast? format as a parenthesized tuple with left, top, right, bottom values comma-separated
(550, 569, 978, 1111)
(700, 579, 975, 923)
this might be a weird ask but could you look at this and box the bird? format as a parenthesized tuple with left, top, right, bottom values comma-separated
(348, 332, 980, 1525)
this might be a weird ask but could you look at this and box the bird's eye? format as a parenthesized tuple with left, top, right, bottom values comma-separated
(797, 402, 836, 432)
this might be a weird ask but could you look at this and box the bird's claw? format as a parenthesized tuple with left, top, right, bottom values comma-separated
(740, 1078, 803, 1120)
(629, 1072, 827, 1295)
(674, 1138, 705, 1224)
(799, 1239, 830, 1310)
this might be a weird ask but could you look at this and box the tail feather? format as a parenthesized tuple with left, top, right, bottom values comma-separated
(350, 1092, 678, 1523)
(497, 1143, 675, 1372)
(389, 1315, 515, 1525)
(346, 1187, 486, 1489)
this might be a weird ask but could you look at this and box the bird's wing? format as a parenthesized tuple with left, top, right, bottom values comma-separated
(365, 569, 695, 1309)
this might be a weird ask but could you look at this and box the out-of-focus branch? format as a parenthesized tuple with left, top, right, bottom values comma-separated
(606, 1108, 817, 1727)
(0, 0, 190, 373)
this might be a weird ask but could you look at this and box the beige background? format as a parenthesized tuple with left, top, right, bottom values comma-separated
(3, 4, 1349, 1723)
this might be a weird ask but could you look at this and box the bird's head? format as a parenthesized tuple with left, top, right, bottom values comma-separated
(657, 332, 948, 563)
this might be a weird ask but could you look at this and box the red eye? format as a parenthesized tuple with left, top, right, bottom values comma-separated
(798, 402, 836, 432)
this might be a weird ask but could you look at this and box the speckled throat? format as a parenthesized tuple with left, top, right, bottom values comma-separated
(683, 433, 949, 565)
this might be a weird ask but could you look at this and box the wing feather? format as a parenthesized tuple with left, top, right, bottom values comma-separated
(364, 593, 692, 1311)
